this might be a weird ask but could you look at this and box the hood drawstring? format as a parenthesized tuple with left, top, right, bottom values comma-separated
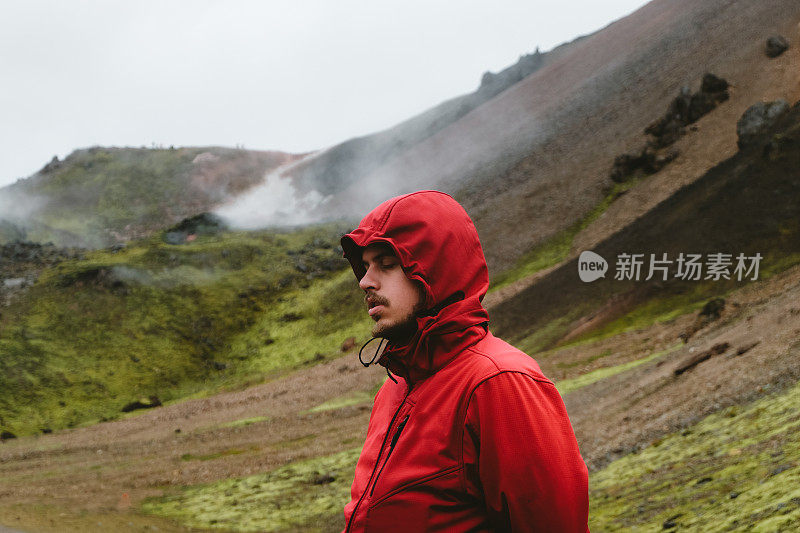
(358, 336, 398, 384)
(358, 336, 385, 366)
(383, 357, 398, 384)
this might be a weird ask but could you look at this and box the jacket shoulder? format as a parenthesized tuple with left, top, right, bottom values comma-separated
(459, 332, 550, 384)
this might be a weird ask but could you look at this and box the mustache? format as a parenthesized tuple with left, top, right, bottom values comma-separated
(365, 293, 389, 306)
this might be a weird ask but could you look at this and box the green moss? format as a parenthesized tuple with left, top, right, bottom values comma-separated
(271, 434, 317, 451)
(515, 308, 586, 355)
(142, 448, 361, 532)
(217, 416, 271, 429)
(590, 379, 800, 531)
(227, 269, 372, 379)
(554, 343, 682, 395)
(305, 390, 374, 414)
(489, 223, 577, 291)
(180, 446, 257, 462)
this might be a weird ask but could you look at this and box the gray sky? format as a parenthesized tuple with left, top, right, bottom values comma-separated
(0, 0, 650, 188)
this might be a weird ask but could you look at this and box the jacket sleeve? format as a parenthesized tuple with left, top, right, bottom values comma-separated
(463, 371, 589, 532)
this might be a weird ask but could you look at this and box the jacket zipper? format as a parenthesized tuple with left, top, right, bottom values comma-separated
(369, 414, 409, 497)
(345, 394, 410, 533)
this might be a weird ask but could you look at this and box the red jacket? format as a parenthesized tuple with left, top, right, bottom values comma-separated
(341, 191, 589, 532)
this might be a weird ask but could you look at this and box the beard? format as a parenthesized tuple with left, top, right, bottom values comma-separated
(367, 291, 424, 344)
(372, 310, 419, 344)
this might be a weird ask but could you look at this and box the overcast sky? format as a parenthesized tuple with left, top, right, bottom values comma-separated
(0, 0, 650, 188)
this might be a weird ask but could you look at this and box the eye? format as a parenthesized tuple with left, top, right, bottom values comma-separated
(380, 260, 398, 269)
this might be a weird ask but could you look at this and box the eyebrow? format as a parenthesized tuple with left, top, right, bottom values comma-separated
(362, 252, 397, 266)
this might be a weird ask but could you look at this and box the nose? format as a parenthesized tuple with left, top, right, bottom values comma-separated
(359, 265, 378, 291)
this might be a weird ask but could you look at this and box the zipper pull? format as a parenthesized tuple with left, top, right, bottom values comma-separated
(389, 415, 409, 451)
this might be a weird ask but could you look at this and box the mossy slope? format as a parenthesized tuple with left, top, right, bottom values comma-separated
(590, 379, 800, 531)
(0, 224, 370, 436)
(142, 448, 360, 532)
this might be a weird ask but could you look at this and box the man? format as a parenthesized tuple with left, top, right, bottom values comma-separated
(340, 190, 589, 532)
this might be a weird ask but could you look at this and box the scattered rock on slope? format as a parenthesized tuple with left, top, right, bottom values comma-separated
(163, 212, 227, 245)
(736, 99, 790, 149)
(645, 73, 730, 148)
(610, 147, 679, 183)
(121, 396, 162, 413)
(765, 35, 789, 58)
(607, 74, 729, 183)
(674, 342, 730, 376)
(679, 298, 725, 342)
(479, 49, 546, 98)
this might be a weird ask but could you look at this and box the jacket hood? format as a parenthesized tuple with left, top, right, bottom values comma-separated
(341, 190, 490, 384)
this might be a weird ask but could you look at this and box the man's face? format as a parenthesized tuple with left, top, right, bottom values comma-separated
(359, 243, 424, 342)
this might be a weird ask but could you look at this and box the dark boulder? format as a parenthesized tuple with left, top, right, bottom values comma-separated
(121, 395, 162, 413)
(311, 472, 336, 485)
(645, 87, 692, 146)
(680, 298, 726, 342)
(163, 213, 227, 245)
(736, 100, 790, 149)
(341, 336, 357, 352)
(700, 73, 729, 94)
(674, 342, 730, 376)
(688, 90, 729, 123)
(699, 297, 725, 319)
(645, 75, 729, 148)
(40, 155, 62, 173)
(765, 35, 789, 58)
(610, 147, 678, 183)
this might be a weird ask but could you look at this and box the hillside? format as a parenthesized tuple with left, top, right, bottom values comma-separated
(491, 99, 800, 352)
(0, 223, 369, 437)
(284, 0, 800, 274)
(0, 146, 299, 248)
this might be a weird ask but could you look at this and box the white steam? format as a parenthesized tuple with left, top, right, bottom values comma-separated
(0, 188, 46, 223)
(214, 153, 330, 229)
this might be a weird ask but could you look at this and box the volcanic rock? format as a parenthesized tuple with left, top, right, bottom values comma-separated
(765, 35, 789, 58)
(736, 100, 790, 149)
